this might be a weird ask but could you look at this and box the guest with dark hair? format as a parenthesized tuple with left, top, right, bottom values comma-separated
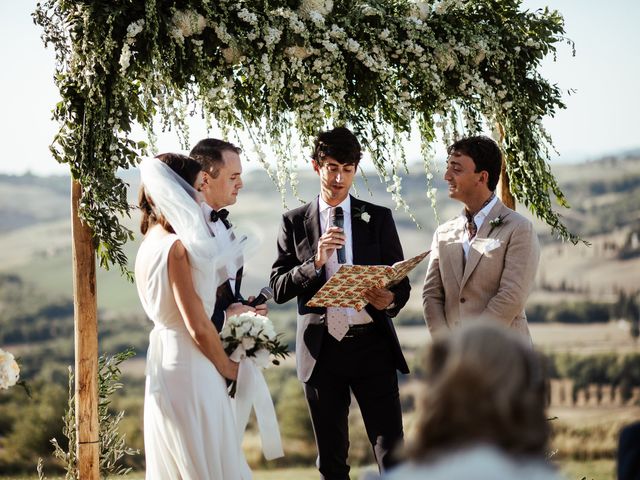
(271, 126, 411, 479)
(369, 322, 561, 480)
(422, 135, 540, 339)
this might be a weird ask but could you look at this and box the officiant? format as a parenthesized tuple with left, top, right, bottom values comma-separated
(270, 127, 411, 480)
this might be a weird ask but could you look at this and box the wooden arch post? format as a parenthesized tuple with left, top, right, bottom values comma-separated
(71, 179, 100, 480)
(495, 123, 515, 210)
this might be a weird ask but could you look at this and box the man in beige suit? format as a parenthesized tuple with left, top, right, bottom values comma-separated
(422, 135, 540, 338)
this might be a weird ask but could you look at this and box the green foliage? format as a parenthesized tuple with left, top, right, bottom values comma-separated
(549, 352, 640, 396)
(527, 301, 611, 324)
(38, 350, 140, 480)
(33, 0, 580, 274)
(0, 380, 67, 473)
(276, 377, 314, 442)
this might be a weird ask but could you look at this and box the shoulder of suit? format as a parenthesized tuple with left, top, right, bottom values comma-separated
(351, 197, 391, 216)
(436, 215, 462, 232)
(283, 201, 314, 220)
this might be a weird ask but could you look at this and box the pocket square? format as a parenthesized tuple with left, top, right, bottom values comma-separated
(473, 237, 502, 255)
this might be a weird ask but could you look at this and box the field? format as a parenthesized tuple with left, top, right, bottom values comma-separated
(0, 460, 617, 479)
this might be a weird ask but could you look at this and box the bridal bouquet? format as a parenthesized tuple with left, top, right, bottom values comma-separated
(0, 348, 20, 390)
(221, 312, 289, 396)
(221, 312, 287, 459)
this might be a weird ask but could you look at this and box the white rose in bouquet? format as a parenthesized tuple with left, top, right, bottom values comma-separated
(221, 312, 289, 396)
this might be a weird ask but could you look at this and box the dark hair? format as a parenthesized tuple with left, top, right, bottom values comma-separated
(312, 127, 362, 166)
(189, 138, 242, 178)
(448, 135, 502, 191)
(405, 323, 550, 461)
(139, 153, 202, 235)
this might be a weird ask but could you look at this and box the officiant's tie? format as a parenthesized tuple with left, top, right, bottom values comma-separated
(325, 249, 350, 341)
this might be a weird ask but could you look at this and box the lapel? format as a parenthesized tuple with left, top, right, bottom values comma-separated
(460, 199, 509, 289)
(350, 196, 369, 265)
(303, 197, 321, 259)
(444, 217, 466, 289)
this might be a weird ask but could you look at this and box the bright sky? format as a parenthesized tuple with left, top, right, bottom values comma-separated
(0, 0, 638, 175)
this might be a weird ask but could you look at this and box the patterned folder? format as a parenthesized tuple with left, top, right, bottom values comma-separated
(306, 250, 430, 311)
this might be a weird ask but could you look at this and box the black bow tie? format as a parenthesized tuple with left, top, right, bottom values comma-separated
(210, 209, 232, 229)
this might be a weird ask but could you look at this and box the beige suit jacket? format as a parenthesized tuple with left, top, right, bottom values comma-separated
(422, 199, 540, 338)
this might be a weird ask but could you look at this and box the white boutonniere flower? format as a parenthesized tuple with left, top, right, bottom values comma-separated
(489, 214, 505, 229)
(354, 206, 370, 223)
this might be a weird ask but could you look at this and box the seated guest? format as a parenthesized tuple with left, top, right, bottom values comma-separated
(371, 323, 562, 480)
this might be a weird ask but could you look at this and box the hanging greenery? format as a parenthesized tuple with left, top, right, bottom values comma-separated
(34, 0, 578, 275)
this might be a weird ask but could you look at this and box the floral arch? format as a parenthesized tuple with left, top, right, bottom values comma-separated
(35, 0, 575, 476)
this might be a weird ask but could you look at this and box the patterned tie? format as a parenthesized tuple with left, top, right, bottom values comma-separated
(465, 211, 478, 240)
(324, 216, 350, 341)
(465, 193, 495, 240)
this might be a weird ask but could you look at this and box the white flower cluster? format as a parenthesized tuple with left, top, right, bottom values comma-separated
(0, 348, 19, 390)
(119, 18, 145, 72)
(221, 312, 278, 368)
(170, 9, 207, 44)
(298, 0, 333, 19)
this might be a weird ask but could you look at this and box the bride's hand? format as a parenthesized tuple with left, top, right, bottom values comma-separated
(226, 302, 256, 318)
(223, 359, 239, 381)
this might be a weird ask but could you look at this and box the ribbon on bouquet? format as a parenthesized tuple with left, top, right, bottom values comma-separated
(233, 359, 284, 460)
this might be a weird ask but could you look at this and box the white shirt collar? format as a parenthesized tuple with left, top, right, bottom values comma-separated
(318, 195, 351, 214)
(201, 202, 213, 219)
(460, 195, 498, 227)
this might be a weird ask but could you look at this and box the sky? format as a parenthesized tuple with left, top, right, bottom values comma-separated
(0, 0, 638, 176)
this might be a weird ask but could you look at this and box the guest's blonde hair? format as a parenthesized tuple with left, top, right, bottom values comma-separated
(405, 322, 550, 460)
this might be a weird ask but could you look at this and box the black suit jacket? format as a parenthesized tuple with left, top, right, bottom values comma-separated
(211, 268, 244, 332)
(270, 195, 410, 381)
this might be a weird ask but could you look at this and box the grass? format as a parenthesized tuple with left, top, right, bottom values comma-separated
(0, 460, 615, 480)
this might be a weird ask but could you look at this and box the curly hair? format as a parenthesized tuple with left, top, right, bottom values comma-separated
(448, 135, 502, 191)
(405, 322, 550, 461)
(312, 127, 362, 166)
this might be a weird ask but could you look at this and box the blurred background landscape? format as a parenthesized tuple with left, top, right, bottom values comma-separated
(0, 150, 638, 479)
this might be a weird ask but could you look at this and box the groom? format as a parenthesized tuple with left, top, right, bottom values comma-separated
(422, 135, 540, 338)
(270, 127, 410, 479)
(190, 138, 267, 331)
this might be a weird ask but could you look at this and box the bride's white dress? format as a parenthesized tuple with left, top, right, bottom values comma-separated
(136, 232, 251, 480)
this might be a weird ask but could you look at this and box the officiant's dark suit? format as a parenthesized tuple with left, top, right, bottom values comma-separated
(190, 138, 268, 331)
(270, 127, 410, 480)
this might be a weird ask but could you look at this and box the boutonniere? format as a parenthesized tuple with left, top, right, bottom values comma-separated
(353, 206, 371, 223)
(489, 214, 505, 229)
(487, 214, 506, 235)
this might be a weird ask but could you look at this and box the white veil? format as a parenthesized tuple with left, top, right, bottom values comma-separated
(138, 156, 246, 316)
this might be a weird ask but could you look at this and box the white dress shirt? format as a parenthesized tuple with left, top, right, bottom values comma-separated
(461, 195, 498, 260)
(318, 196, 373, 325)
(200, 202, 237, 291)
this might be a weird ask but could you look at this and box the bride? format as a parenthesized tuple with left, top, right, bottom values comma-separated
(135, 153, 251, 479)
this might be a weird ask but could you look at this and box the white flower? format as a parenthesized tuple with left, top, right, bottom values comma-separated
(0, 349, 20, 390)
(361, 212, 371, 223)
(171, 9, 206, 41)
(285, 46, 312, 60)
(298, 0, 333, 19)
(241, 336, 256, 350)
(222, 46, 242, 64)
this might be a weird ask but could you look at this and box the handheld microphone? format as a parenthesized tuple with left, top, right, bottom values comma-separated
(333, 207, 346, 264)
(246, 286, 274, 307)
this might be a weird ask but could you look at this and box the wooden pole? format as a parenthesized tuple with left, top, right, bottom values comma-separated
(495, 122, 516, 210)
(71, 179, 100, 480)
